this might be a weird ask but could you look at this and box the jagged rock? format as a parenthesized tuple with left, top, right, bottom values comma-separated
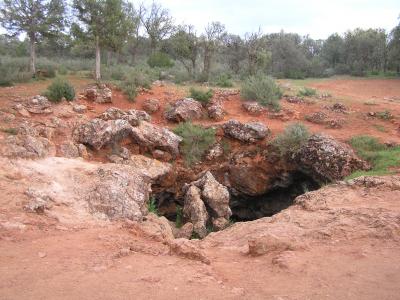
(207, 101, 224, 121)
(169, 238, 210, 264)
(206, 143, 224, 160)
(191, 172, 231, 221)
(24, 95, 53, 114)
(2, 134, 55, 159)
(15, 105, 30, 117)
(212, 217, 230, 231)
(84, 85, 112, 103)
(173, 222, 194, 239)
(242, 102, 264, 115)
(125, 154, 173, 184)
(73, 118, 132, 150)
(325, 118, 345, 129)
(99, 107, 150, 126)
(294, 134, 369, 182)
(59, 141, 80, 158)
(142, 99, 160, 114)
(327, 103, 348, 113)
(140, 213, 174, 242)
(183, 185, 208, 238)
(152, 149, 172, 162)
(285, 96, 304, 104)
(305, 111, 328, 124)
(86, 165, 151, 221)
(24, 188, 53, 214)
(164, 98, 203, 122)
(223, 119, 270, 143)
(130, 121, 182, 158)
(73, 104, 87, 114)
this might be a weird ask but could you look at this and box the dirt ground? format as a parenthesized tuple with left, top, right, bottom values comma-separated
(0, 76, 400, 299)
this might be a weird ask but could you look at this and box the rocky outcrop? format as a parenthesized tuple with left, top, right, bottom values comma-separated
(84, 84, 112, 103)
(164, 98, 203, 122)
(59, 141, 88, 158)
(99, 107, 150, 126)
(86, 164, 151, 221)
(242, 102, 265, 116)
(142, 99, 160, 114)
(207, 101, 224, 121)
(73, 118, 132, 150)
(130, 121, 182, 158)
(294, 134, 369, 182)
(183, 185, 208, 238)
(223, 119, 270, 143)
(183, 172, 231, 236)
(305, 111, 328, 124)
(24, 95, 53, 114)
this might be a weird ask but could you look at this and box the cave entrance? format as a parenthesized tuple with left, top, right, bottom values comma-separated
(229, 172, 320, 221)
(151, 172, 321, 226)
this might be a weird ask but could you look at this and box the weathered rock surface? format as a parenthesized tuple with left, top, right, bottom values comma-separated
(169, 238, 210, 264)
(59, 141, 87, 158)
(242, 102, 265, 115)
(183, 185, 208, 238)
(84, 85, 112, 103)
(73, 118, 132, 150)
(99, 107, 150, 126)
(24, 95, 53, 114)
(130, 121, 182, 158)
(222, 119, 270, 143)
(204, 175, 400, 252)
(207, 101, 224, 121)
(164, 98, 203, 122)
(86, 164, 151, 221)
(2, 134, 55, 159)
(294, 134, 369, 182)
(183, 172, 231, 236)
(142, 99, 160, 114)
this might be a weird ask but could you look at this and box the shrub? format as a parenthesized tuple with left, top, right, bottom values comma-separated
(272, 122, 310, 157)
(297, 87, 317, 97)
(116, 79, 137, 102)
(57, 65, 68, 75)
(376, 110, 393, 120)
(214, 73, 233, 87)
(1, 127, 18, 135)
(241, 75, 282, 110)
(347, 135, 400, 179)
(43, 78, 75, 103)
(189, 88, 213, 104)
(147, 52, 174, 68)
(148, 197, 158, 215)
(173, 122, 216, 166)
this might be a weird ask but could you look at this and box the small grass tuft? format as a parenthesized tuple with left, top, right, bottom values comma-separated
(189, 88, 213, 104)
(297, 87, 317, 97)
(148, 197, 158, 215)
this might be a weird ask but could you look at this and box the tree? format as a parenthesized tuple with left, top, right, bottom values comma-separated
(140, 1, 174, 53)
(244, 30, 271, 75)
(321, 33, 344, 68)
(0, 0, 66, 74)
(388, 18, 400, 73)
(73, 0, 129, 81)
(125, 2, 142, 63)
(201, 21, 226, 81)
(223, 34, 245, 74)
(168, 24, 199, 78)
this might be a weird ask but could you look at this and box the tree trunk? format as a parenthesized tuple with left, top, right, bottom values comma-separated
(203, 47, 211, 81)
(95, 36, 101, 81)
(29, 34, 36, 75)
(191, 58, 196, 78)
(107, 51, 112, 66)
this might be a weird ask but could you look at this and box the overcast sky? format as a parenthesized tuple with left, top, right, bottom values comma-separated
(140, 0, 400, 39)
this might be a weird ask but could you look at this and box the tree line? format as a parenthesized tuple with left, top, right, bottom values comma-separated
(1, 0, 399, 81)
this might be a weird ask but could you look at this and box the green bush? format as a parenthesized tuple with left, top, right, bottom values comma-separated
(347, 135, 400, 179)
(148, 197, 158, 215)
(147, 52, 174, 68)
(376, 110, 393, 120)
(43, 78, 75, 103)
(241, 75, 282, 110)
(116, 79, 137, 102)
(214, 74, 233, 87)
(272, 122, 310, 157)
(57, 65, 68, 75)
(173, 122, 216, 165)
(297, 87, 317, 97)
(1, 127, 18, 135)
(189, 88, 213, 104)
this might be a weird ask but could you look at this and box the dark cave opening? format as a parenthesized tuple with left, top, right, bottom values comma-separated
(152, 171, 321, 224)
(229, 172, 320, 221)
